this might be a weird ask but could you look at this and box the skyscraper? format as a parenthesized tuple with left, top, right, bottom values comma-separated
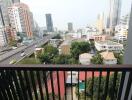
(68, 22, 73, 32)
(46, 14, 54, 32)
(12, 0, 20, 3)
(96, 13, 105, 33)
(8, 3, 33, 38)
(107, 0, 122, 29)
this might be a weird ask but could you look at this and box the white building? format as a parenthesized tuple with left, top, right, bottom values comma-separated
(8, 3, 33, 38)
(0, 26, 7, 47)
(114, 32, 127, 41)
(8, 6, 22, 39)
(95, 41, 123, 52)
(79, 53, 93, 65)
(71, 26, 100, 40)
(49, 39, 62, 47)
(100, 51, 117, 64)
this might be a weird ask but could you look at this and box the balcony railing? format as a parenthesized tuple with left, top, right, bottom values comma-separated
(0, 64, 131, 100)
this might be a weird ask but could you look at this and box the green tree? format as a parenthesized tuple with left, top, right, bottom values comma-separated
(91, 53, 103, 64)
(38, 45, 58, 64)
(71, 42, 91, 59)
(52, 34, 62, 39)
(114, 53, 123, 64)
(52, 55, 78, 64)
(77, 73, 121, 100)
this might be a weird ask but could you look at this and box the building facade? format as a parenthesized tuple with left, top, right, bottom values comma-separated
(100, 51, 117, 64)
(95, 41, 123, 52)
(8, 3, 33, 38)
(46, 14, 53, 32)
(68, 22, 73, 32)
(107, 0, 122, 29)
(0, 21, 7, 47)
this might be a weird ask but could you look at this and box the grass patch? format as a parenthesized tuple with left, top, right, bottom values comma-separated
(18, 58, 41, 64)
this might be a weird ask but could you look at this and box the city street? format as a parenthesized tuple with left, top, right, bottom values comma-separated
(0, 34, 55, 64)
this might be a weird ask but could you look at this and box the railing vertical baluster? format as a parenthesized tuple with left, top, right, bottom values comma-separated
(30, 71, 39, 100)
(0, 89, 5, 100)
(111, 71, 118, 100)
(50, 71, 55, 100)
(10, 70, 24, 100)
(103, 71, 110, 100)
(0, 71, 13, 100)
(64, 71, 67, 100)
(85, 71, 87, 100)
(91, 72, 94, 100)
(71, 71, 73, 100)
(43, 71, 49, 100)
(124, 71, 132, 100)
(0, 71, 9, 100)
(24, 71, 33, 100)
(97, 71, 102, 100)
(6, 70, 18, 100)
(117, 71, 126, 100)
(17, 71, 28, 100)
(36, 71, 44, 100)
(78, 71, 80, 100)
(57, 71, 61, 100)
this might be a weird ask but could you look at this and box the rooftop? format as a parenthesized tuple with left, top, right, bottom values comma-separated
(100, 51, 116, 60)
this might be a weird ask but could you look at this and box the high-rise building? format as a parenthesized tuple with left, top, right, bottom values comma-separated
(96, 13, 105, 33)
(29, 12, 35, 33)
(0, 20, 7, 47)
(45, 14, 54, 32)
(12, 0, 20, 3)
(8, 3, 33, 38)
(0, 0, 13, 45)
(107, 0, 122, 29)
(68, 22, 73, 32)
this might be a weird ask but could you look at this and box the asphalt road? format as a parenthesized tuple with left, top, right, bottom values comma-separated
(0, 34, 55, 64)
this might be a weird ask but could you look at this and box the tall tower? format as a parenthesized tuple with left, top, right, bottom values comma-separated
(12, 0, 20, 3)
(107, 0, 122, 29)
(68, 22, 73, 32)
(96, 13, 104, 33)
(45, 14, 54, 32)
(8, 3, 33, 38)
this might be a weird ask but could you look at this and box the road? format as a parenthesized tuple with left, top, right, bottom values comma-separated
(0, 34, 55, 64)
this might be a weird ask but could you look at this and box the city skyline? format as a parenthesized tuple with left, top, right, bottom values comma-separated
(21, 0, 132, 30)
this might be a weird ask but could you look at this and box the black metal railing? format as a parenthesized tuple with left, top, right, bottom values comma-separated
(0, 64, 131, 100)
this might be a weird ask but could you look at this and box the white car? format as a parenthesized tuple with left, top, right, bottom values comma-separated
(12, 46, 17, 50)
(20, 51, 26, 57)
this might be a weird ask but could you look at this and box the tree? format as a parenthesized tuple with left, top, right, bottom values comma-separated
(38, 45, 59, 64)
(91, 53, 103, 64)
(52, 34, 62, 39)
(52, 55, 78, 64)
(71, 42, 91, 60)
(76, 73, 121, 99)
(114, 53, 123, 64)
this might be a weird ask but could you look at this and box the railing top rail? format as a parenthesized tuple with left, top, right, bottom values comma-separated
(0, 64, 132, 71)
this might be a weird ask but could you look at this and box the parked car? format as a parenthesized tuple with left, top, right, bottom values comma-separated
(20, 51, 26, 57)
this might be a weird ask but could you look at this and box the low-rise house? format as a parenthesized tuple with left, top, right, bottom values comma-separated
(100, 51, 117, 64)
(49, 39, 63, 47)
(34, 48, 44, 58)
(59, 40, 71, 55)
(95, 41, 123, 52)
(79, 53, 93, 65)
(93, 34, 110, 41)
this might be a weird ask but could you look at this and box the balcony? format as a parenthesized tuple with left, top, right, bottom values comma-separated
(0, 64, 131, 100)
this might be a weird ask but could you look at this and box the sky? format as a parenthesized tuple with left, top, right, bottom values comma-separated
(21, 0, 132, 30)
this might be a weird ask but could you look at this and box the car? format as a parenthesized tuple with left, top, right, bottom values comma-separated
(12, 46, 17, 50)
(20, 51, 26, 57)
(35, 45, 37, 48)
(9, 59, 17, 64)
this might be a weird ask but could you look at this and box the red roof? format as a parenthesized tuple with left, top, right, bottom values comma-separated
(47, 71, 67, 99)
(79, 71, 108, 81)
